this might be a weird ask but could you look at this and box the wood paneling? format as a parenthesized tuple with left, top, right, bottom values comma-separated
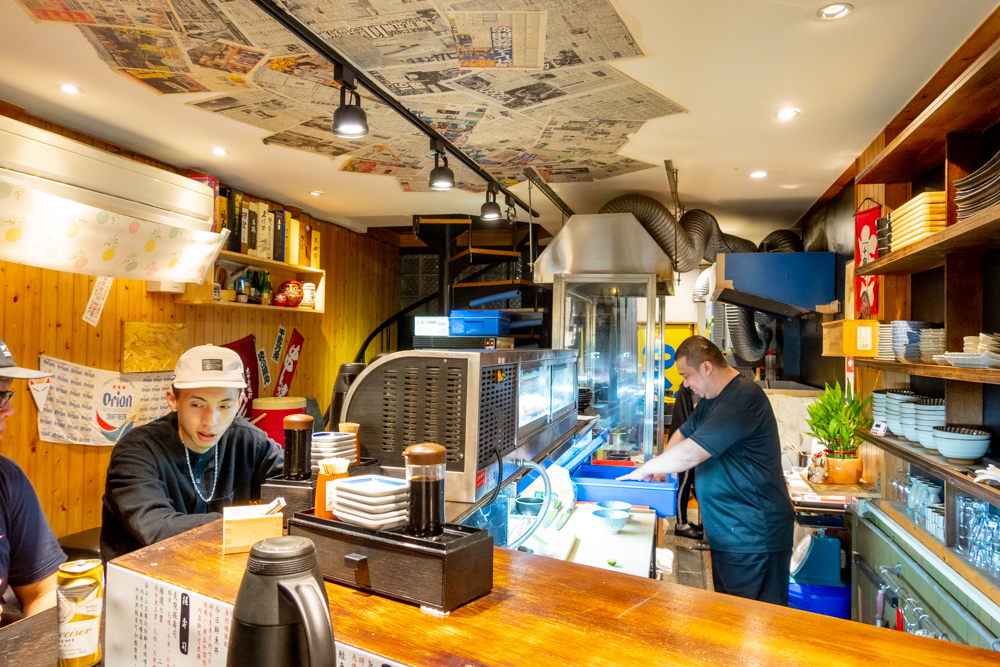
(0, 112, 400, 538)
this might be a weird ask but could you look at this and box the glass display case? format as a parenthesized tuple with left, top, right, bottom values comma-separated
(552, 274, 667, 463)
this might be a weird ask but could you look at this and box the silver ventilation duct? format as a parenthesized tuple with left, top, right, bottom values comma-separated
(597, 195, 802, 362)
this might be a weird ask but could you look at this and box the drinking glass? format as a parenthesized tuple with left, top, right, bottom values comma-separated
(889, 465, 910, 504)
(972, 517, 999, 569)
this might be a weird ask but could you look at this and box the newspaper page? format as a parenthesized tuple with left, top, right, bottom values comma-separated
(283, 0, 439, 25)
(467, 116, 543, 148)
(534, 116, 643, 153)
(408, 101, 487, 145)
(14, 0, 183, 30)
(450, 62, 627, 110)
(117, 68, 211, 94)
(187, 39, 270, 76)
(370, 62, 465, 96)
(448, 11, 546, 70)
(169, 0, 250, 44)
(535, 154, 654, 182)
(214, 0, 307, 55)
(262, 116, 371, 160)
(446, 0, 642, 68)
(184, 67, 257, 92)
(522, 78, 687, 123)
(340, 144, 424, 177)
(314, 8, 456, 70)
(252, 66, 340, 107)
(79, 25, 191, 72)
(188, 90, 316, 132)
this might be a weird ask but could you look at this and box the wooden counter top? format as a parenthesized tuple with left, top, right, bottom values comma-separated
(113, 521, 996, 666)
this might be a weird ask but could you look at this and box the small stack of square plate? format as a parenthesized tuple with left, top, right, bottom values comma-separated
(875, 323, 894, 360)
(892, 321, 938, 363)
(918, 329, 945, 363)
(310, 432, 358, 473)
(329, 475, 408, 531)
(876, 215, 892, 254)
(887, 192, 946, 251)
(954, 149, 1000, 221)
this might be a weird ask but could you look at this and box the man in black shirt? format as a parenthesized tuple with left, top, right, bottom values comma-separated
(619, 336, 794, 605)
(101, 345, 283, 561)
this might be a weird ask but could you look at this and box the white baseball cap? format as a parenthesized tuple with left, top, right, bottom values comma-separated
(0, 337, 52, 380)
(173, 345, 247, 389)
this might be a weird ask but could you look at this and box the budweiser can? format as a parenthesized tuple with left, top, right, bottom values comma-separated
(56, 559, 103, 667)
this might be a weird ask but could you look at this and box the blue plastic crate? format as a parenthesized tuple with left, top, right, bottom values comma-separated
(450, 309, 511, 336)
(788, 582, 851, 619)
(570, 464, 677, 518)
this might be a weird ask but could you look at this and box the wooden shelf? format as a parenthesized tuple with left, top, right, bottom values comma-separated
(217, 250, 323, 275)
(878, 501, 1000, 610)
(176, 299, 323, 315)
(799, 471, 882, 498)
(854, 358, 1000, 384)
(856, 429, 1000, 506)
(855, 205, 1000, 276)
(856, 36, 1000, 185)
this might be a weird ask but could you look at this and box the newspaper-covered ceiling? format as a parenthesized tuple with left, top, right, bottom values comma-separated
(16, 0, 685, 185)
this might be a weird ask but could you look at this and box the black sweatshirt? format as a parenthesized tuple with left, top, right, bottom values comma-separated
(100, 411, 283, 561)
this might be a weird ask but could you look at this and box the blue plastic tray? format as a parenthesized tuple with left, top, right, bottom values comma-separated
(450, 310, 511, 336)
(571, 464, 677, 518)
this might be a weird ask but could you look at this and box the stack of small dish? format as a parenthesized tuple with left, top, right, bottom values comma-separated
(876, 215, 891, 254)
(885, 390, 918, 436)
(875, 324, 895, 361)
(898, 401, 919, 441)
(887, 192, 946, 250)
(931, 426, 992, 465)
(311, 432, 358, 472)
(329, 475, 408, 531)
(917, 329, 945, 363)
(892, 321, 938, 363)
(871, 390, 889, 423)
(937, 336, 1000, 368)
(913, 399, 946, 449)
(954, 150, 1000, 221)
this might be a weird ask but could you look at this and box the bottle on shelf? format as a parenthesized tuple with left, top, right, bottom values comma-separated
(249, 270, 260, 304)
(260, 271, 272, 306)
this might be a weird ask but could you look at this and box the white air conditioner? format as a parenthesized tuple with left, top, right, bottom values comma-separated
(0, 115, 213, 230)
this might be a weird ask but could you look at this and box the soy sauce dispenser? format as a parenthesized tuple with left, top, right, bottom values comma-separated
(403, 443, 446, 537)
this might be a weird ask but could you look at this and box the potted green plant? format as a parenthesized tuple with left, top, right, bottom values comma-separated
(804, 381, 873, 484)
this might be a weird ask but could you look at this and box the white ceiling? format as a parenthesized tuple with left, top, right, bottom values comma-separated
(0, 0, 996, 240)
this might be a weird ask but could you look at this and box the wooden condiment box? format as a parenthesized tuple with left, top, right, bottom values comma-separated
(221, 505, 283, 554)
(288, 513, 493, 612)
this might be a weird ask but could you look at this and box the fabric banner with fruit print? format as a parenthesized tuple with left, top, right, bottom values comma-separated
(0, 177, 228, 284)
(35, 355, 173, 447)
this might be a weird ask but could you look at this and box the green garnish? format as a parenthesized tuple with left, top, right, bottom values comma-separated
(607, 559, 617, 566)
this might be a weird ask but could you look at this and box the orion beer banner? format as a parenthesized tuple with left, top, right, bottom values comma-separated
(36, 355, 173, 446)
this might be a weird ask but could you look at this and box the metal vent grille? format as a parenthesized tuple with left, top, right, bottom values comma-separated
(402, 366, 420, 447)
(381, 370, 398, 453)
(443, 367, 463, 463)
(477, 364, 517, 470)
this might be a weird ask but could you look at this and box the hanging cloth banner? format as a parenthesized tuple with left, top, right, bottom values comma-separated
(855, 205, 881, 318)
(36, 355, 173, 446)
(223, 334, 258, 418)
(274, 329, 304, 398)
(0, 176, 227, 284)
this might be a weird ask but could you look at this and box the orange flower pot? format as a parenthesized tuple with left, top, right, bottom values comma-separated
(826, 457, 863, 485)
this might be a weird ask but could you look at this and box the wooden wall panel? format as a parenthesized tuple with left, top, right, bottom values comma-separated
(0, 109, 400, 538)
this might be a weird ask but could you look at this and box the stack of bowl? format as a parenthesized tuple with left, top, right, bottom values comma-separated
(899, 401, 919, 441)
(885, 390, 918, 436)
(913, 399, 946, 449)
(931, 426, 992, 465)
(892, 321, 938, 363)
(918, 330, 945, 363)
(871, 390, 889, 424)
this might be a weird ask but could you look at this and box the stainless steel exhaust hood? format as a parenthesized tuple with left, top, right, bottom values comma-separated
(532, 213, 674, 284)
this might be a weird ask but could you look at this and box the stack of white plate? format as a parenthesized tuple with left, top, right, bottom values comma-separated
(938, 352, 1000, 369)
(892, 321, 938, 364)
(913, 398, 945, 449)
(885, 390, 918, 436)
(932, 426, 992, 465)
(329, 475, 408, 531)
(875, 324, 894, 361)
(964, 335, 982, 353)
(871, 390, 889, 423)
(311, 432, 358, 472)
(978, 333, 1000, 353)
(918, 329, 945, 363)
(898, 401, 918, 441)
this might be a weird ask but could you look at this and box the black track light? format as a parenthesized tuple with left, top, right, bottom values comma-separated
(481, 182, 502, 220)
(428, 139, 455, 190)
(332, 64, 367, 139)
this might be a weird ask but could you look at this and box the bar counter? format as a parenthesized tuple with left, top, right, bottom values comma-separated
(104, 520, 999, 666)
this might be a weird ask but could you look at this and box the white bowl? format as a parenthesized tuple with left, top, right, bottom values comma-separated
(888, 419, 903, 435)
(593, 509, 629, 534)
(902, 424, 919, 441)
(596, 500, 632, 512)
(917, 431, 936, 449)
(935, 439, 990, 462)
(932, 426, 991, 441)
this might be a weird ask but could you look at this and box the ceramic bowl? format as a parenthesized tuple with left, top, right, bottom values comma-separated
(902, 424, 919, 441)
(932, 426, 991, 441)
(515, 498, 544, 516)
(593, 509, 630, 534)
(596, 500, 632, 512)
(888, 419, 903, 435)
(935, 438, 990, 462)
(916, 430, 936, 449)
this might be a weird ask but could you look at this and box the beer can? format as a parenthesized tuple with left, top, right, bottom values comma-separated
(56, 559, 103, 667)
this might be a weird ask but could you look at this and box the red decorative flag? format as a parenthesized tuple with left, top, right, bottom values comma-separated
(274, 328, 304, 398)
(224, 334, 258, 417)
(855, 206, 880, 318)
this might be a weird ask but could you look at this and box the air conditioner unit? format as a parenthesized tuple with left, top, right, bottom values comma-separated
(0, 115, 213, 230)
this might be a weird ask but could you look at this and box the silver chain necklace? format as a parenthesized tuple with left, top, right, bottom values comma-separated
(185, 442, 219, 504)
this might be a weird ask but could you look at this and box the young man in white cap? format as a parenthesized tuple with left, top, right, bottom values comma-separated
(101, 345, 283, 561)
(0, 337, 65, 624)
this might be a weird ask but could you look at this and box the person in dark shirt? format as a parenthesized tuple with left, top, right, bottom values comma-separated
(101, 345, 283, 561)
(0, 337, 66, 624)
(619, 336, 794, 606)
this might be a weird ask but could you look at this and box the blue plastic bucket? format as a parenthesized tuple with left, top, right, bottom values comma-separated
(788, 582, 851, 619)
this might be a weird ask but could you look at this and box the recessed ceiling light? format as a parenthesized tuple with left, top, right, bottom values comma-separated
(58, 84, 81, 94)
(309, 191, 323, 196)
(211, 147, 228, 156)
(750, 171, 768, 179)
(776, 108, 800, 120)
(817, 3, 853, 20)
(780, 184, 801, 190)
